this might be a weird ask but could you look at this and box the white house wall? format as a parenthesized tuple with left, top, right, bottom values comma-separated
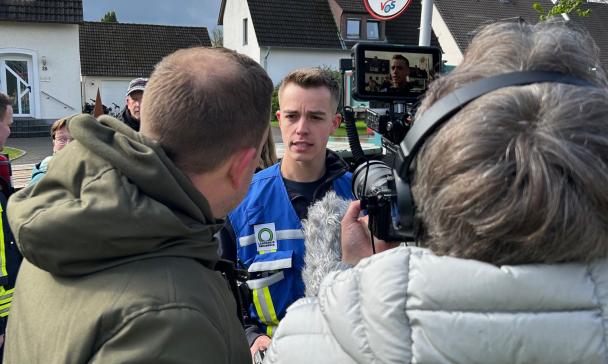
(431, 5, 463, 66)
(0, 22, 81, 121)
(265, 48, 350, 84)
(81, 76, 132, 116)
(222, 0, 261, 62)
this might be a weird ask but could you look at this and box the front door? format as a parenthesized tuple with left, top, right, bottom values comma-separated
(0, 56, 34, 117)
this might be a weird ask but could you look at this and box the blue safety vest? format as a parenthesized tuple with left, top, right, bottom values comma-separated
(228, 163, 352, 336)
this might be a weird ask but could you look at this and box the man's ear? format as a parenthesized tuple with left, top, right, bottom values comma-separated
(331, 113, 342, 132)
(227, 147, 257, 190)
(276, 110, 282, 127)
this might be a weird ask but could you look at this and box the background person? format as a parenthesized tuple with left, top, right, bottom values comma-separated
(220, 68, 354, 360)
(257, 126, 277, 171)
(29, 116, 74, 186)
(0, 92, 21, 362)
(118, 77, 147, 131)
(264, 21, 608, 364)
(4, 47, 273, 363)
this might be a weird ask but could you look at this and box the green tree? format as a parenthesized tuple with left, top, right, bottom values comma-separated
(533, 0, 591, 21)
(101, 10, 118, 23)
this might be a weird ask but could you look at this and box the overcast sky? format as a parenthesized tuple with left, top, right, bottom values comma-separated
(82, 0, 222, 30)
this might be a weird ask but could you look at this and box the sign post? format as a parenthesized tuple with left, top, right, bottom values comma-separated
(419, 0, 433, 46)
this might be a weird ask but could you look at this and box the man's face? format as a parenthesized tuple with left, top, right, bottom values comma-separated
(126, 91, 143, 120)
(390, 58, 410, 88)
(277, 84, 340, 166)
(52, 126, 72, 154)
(0, 106, 13, 149)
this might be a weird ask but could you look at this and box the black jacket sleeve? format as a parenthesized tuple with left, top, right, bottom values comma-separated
(218, 217, 237, 263)
(218, 218, 267, 346)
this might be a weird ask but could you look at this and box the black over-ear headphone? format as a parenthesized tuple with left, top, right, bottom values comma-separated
(392, 71, 596, 240)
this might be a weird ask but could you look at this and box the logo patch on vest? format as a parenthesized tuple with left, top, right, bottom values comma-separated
(254, 223, 278, 252)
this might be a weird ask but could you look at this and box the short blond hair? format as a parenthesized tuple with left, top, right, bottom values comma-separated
(279, 68, 340, 111)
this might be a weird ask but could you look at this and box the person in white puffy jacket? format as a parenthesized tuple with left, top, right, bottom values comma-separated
(264, 20, 608, 364)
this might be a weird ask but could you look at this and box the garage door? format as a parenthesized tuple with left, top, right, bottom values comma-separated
(101, 80, 129, 116)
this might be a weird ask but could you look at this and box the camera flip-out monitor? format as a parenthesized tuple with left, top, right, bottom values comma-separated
(352, 43, 442, 102)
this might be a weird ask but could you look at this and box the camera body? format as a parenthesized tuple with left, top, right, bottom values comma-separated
(346, 43, 442, 241)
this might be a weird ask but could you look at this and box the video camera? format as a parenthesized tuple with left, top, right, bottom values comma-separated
(341, 43, 442, 242)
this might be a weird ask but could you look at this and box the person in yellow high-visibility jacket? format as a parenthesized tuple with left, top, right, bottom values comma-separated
(0, 93, 23, 361)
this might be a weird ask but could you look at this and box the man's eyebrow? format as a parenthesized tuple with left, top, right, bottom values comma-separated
(308, 110, 327, 116)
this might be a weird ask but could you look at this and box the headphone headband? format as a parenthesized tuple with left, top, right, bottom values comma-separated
(397, 71, 595, 179)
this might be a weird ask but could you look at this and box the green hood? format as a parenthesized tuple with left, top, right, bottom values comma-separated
(8, 114, 222, 276)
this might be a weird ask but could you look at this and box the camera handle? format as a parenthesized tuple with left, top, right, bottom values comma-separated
(343, 106, 366, 165)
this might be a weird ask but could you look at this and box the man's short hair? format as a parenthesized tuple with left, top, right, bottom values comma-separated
(391, 54, 409, 67)
(411, 21, 608, 265)
(0, 93, 11, 120)
(278, 68, 340, 110)
(50, 116, 73, 139)
(140, 47, 273, 174)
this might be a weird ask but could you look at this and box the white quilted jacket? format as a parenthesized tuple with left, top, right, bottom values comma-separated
(264, 194, 608, 364)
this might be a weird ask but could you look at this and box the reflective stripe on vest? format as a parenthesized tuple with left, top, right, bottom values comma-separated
(0, 287, 13, 305)
(239, 229, 304, 247)
(252, 286, 279, 336)
(0, 303, 10, 317)
(0, 287, 13, 317)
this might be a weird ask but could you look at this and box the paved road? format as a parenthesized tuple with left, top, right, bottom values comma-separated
(5, 126, 379, 166)
(6, 137, 52, 165)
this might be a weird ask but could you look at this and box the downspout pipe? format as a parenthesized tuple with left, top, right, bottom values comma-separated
(263, 47, 271, 71)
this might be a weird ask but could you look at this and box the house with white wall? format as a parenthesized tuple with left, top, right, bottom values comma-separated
(0, 0, 82, 136)
(0, 0, 211, 137)
(80, 22, 211, 114)
(220, 0, 608, 84)
(218, 0, 438, 85)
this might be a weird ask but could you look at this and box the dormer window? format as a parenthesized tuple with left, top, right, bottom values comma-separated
(342, 15, 384, 41)
(346, 18, 360, 39)
(367, 20, 380, 40)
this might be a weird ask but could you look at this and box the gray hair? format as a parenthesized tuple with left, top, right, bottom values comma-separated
(412, 20, 608, 265)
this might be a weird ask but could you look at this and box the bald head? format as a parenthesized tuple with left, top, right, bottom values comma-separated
(140, 47, 273, 174)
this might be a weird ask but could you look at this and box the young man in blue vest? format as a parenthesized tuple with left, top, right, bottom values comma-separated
(220, 68, 354, 359)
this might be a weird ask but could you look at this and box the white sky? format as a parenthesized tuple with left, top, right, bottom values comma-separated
(82, 0, 222, 30)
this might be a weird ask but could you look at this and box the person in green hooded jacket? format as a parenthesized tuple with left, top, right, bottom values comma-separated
(3, 47, 273, 363)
